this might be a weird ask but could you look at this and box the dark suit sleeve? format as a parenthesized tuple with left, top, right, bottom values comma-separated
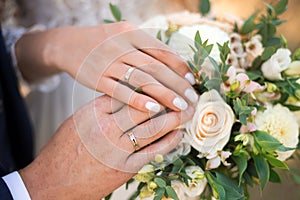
(0, 178, 13, 200)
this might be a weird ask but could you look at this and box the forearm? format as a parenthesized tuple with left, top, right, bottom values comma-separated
(19, 115, 132, 199)
(14, 26, 106, 84)
(14, 29, 61, 83)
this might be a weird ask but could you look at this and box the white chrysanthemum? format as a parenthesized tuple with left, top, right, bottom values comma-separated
(261, 48, 291, 80)
(168, 24, 230, 61)
(254, 104, 299, 161)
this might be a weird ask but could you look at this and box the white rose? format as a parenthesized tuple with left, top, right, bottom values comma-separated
(168, 24, 230, 61)
(170, 181, 185, 200)
(254, 104, 299, 161)
(185, 90, 235, 158)
(285, 61, 300, 76)
(183, 166, 207, 197)
(261, 48, 291, 80)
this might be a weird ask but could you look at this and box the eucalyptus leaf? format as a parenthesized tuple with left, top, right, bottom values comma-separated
(166, 186, 179, 200)
(275, 0, 288, 15)
(154, 188, 165, 200)
(241, 14, 257, 34)
(109, 3, 122, 21)
(199, 0, 211, 15)
(261, 46, 276, 61)
(154, 177, 167, 188)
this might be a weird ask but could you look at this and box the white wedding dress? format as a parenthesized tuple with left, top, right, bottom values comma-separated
(4, 0, 194, 199)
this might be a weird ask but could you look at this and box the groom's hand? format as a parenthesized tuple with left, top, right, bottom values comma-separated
(19, 95, 194, 199)
(15, 21, 198, 112)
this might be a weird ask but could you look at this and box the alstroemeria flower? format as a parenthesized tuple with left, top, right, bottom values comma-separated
(205, 151, 232, 170)
(226, 66, 264, 93)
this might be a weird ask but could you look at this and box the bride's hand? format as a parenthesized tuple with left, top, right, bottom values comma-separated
(15, 22, 198, 112)
(19, 95, 194, 199)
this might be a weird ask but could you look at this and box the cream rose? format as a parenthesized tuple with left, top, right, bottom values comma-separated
(254, 104, 299, 161)
(261, 48, 291, 80)
(183, 166, 207, 197)
(185, 90, 235, 158)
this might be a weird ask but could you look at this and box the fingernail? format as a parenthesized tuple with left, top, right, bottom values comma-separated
(173, 97, 188, 111)
(185, 72, 196, 85)
(184, 88, 198, 103)
(145, 102, 161, 112)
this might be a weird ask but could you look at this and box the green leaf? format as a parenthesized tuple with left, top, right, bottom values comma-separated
(241, 14, 257, 34)
(109, 3, 122, 21)
(156, 30, 162, 41)
(173, 158, 184, 166)
(232, 155, 248, 185)
(253, 131, 282, 152)
(104, 193, 112, 200)
(246, 71, 262, 80)
(261, 46, 276, 61)
(265, 154, 289, 169)
(269, 168, 281, 183)
(204, 78, 222, 91)
(126, 178, 135, 190)
(194, 31, 202, 50)
(275, 0, 288, 15)
(165, 186, 179, 200)
(154, 178, 167, 188)
(252, 153, 270, 191)
(199, 0, 211, 15)
(154, 188, 165, 200)
(292, 48, 300, 61)
(103, 19, 115, 24)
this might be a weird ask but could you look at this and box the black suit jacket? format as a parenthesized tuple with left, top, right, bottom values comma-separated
(0, 27, 34, 199)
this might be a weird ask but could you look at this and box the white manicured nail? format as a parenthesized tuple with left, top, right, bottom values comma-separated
(173, 97, 188, 111)
(184, 88, 198, 103)
(145, 102, 161, 112)
(185, 72, 196, 85)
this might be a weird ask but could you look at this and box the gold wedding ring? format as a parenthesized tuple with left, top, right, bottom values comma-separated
(127, 131, 140, 151)
(124, 67, 135, 82)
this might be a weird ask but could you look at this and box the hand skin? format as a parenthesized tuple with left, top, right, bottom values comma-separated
(15, 22, 198, 112)
(19, 96, 194, 199)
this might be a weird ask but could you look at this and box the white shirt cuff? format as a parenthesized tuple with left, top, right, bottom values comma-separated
(2, 171, 31, 200)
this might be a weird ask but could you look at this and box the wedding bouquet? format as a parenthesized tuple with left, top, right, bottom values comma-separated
(108, 1, 300, 199)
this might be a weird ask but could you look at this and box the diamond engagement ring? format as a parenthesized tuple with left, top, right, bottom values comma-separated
(124, 67, 135, 82)
(127, 131, 140, 151)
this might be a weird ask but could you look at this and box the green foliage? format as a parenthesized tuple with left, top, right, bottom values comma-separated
(199, 0, 211, 15)
(241, 14, 257, 34)
(233, 98, 254, 125)
(154, 188, 165, 200)
(261, 46, 276, 61)
(232, 155, 248, 185)
(206, 171, 245, 200)
(292, 48, 300, 61)
(109, 3, 122, 21)
(165, 186, 179, 200)
(252, 153, 270, 191)
(154, 178, 167, 188)
(104, 3, 122, 23)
